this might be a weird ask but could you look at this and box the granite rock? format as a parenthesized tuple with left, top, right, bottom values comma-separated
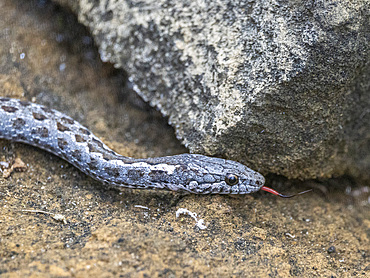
(55, 0, 370, 180)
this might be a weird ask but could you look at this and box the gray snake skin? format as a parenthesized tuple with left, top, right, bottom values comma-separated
(0, 97, 266, 194)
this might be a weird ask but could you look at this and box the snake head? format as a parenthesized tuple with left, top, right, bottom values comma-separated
(168, 154, 265, 194)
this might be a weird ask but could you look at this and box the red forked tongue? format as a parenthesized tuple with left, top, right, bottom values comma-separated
(261, 186, 312, 198)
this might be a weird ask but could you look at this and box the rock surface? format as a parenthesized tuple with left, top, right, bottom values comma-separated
(55, 0, 370, 180)
(0, 1, 369, 277)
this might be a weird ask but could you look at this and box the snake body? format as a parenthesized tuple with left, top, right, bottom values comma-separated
(0, 97, 265, 194)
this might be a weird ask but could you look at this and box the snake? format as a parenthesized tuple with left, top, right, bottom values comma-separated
(0, 97, 298, 196)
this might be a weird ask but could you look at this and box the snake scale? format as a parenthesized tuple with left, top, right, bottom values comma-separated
(1, 97, 296, 196)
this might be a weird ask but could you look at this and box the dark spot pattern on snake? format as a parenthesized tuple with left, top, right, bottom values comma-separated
(105, 167, 121, 178)
(32, 112, 47, 121)
(0, 98, 266, 194)
(57, 138, 68, 150)
(75, 134, 86, 142)
(12, 118, 26, 129)
(31, 127, 49, 138)
(2, 106, 18, 113)
(57, 122, 70, 132)
(72, 149, 83, 161)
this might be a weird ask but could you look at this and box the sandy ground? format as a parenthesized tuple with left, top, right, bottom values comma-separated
(0, 1, 369, 277)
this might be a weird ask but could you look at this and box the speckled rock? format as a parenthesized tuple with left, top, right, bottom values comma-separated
(54, 0, 369, 180)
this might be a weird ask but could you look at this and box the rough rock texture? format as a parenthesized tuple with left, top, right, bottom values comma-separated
(55, 0, 369, 180)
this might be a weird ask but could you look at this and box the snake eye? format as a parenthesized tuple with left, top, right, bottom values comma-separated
(225, 173, 239, 186)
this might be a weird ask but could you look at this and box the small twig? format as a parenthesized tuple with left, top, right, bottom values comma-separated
(20, 209, 67, 224)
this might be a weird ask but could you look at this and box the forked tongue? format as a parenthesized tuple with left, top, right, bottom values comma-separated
(261, 186, 312, 198)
